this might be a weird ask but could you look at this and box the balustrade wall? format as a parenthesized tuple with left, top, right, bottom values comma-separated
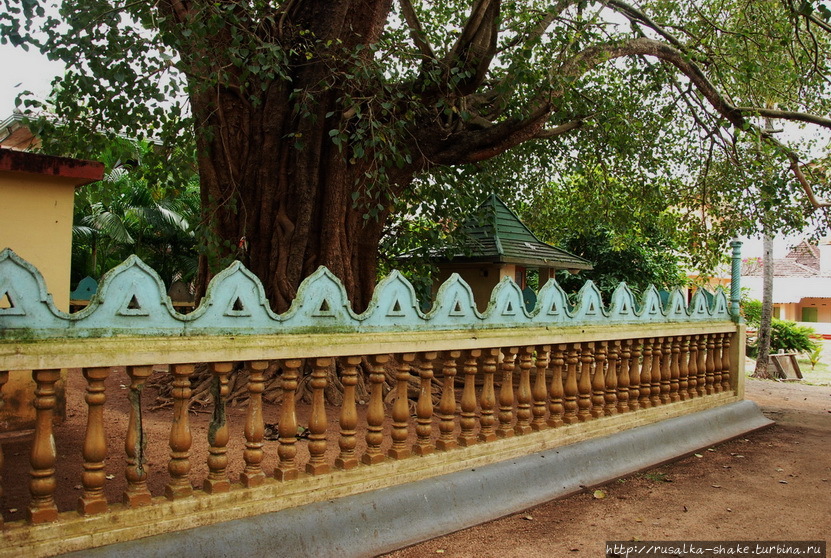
(0, 248, 744, 557)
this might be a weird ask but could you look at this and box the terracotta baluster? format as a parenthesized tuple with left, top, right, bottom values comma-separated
(458, 349, 481, 447)
(593, 342, 612, 417)
(669, 337, 681, 402)
(165, 363, 194, 500)
(204, 362, 233, 493)
(413, 351, 437, 455)
(678, 336, 690, 401)
(515, 346, 534, 435)
(276, 359, 302, 480)
(437, 350, 461, 451)
(239, 361, 268, 486)
(336, 356, 362, 470)
(363, 354, 389, 465)
(638, 339, 653, 409)
(478, 348, 499, 442)
(604, 341, 619, 416)
(687, 335, 699, 398)
(660, 337, 672, 404)
(306, 357, 332, 474)
(705, 334, 716, 395)
(124, 365, 153, 506)
(650, 337, 663, 406)
(389, 353, 415, 459)
(79, 366, 110, 515)
(628, 340, 642, 411)
(577, 343, 594, 422)
(615, 340, 630, 413)
(547, 344, 566, 427)
(712, 333, 724, 393)
(697, 335, 708, 396)
(497, 347, 518, 438)
(563, 344, 579, 424)
(721, 333, 734, 392)
(0, 370, 7, 527)
(28, 368, 61, 523)
(531, 345, 551, 431)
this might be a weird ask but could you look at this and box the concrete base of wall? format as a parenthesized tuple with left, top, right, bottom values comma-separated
(66, 400, 772, 558)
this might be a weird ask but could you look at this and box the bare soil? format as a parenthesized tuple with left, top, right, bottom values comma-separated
(1, 372, 829, 557)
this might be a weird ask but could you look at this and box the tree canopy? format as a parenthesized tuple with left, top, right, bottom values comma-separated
(4, 0, 831, 309)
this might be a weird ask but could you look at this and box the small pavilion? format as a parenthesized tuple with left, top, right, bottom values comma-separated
(432, 194, 593, 310)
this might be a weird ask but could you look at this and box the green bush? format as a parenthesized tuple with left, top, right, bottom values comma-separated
(742, 298, 818, 357)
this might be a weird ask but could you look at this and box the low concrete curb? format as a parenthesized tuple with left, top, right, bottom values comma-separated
(68, 400, 772, 558)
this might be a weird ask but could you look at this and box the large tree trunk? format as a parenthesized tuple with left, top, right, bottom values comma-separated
(753, 234, 774, 379)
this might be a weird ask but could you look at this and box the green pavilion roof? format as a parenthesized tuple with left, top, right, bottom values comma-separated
(437, 194, 593, 271)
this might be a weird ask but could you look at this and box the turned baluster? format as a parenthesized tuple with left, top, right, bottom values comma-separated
(336, 356, 362, 470)
(669, 337, 681, 402)
(363, 354, 389, 464)
(437, 350, 461, 451)
(531, 345, 551, 431)
(593, 342, 610, 417)
(124, 365, 153, 506)
(307, 357, 332, 474)
(166, 363, 194, 500)
(650, 337, 663, 406)
(497, 347, 518, 438)
(79, 366, 110, 515)
(721, 333, 734, 392)
(563, 344, 579, 424)
(458, 349, 481, 447)
(547, 344, 566, 427)
(0, 370, 7, 527)
(639, 339, 653, 409)
(697, 335, 708, 396)
(577, 343, 594, 422)
(659, 337, 672, 405)
(604, 341, 618, 416)
(712, 333, 724, 393)
(413, 352, 437, 455)
(678, 336, 690, 401)
(276, 359, 302, 480)
(239, 360, 268, 486)
(515, 346, 534, 435)
(28, 369, 61, 523)
(478, 348, 499, 442)
(705, 334, 716, 395)
(628, 340, 642, 411)
(687, 335, 699, 397)
(615, 340, 630, 413)
(204, 362, 233, 493)
(389, 353, 415, 459)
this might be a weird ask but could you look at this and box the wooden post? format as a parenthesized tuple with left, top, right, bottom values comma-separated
(457, 349, 481, 447)
(79, 366, 110, 515)
(478, 348, 499, 442)
(240, 360, 268, 486)
(628, 340, 642, 412)
(531, 345, 550, 431)
(276, 359, 302, 480)
(204, 362, 233, 494)
(547, 344, 566, 427)
(437, 350, 461, 451)
(28, 369, 61, 523)
(124, 365, 153, 506)
(413, 352, 437, 455)
(577, 343, 594, 422)
(497, 347, 518, 438)
(563, 344, 579, 424)
(362, 354, 389, 465)
(336, 356, 362, 470)
(306, 357, 332, 475)
(165, 363, 194, 500)
(615, 340, 630, 413)
(514, 346, 534, 435)
(389, 353, 415, 459)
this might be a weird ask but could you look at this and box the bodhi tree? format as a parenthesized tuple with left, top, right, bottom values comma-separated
(4, 0, 831, 312)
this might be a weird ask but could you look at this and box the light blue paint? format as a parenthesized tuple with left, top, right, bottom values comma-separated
(0, 248, 732, 340)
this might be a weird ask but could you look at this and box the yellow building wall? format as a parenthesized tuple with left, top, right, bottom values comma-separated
(435, 264, 514, 312)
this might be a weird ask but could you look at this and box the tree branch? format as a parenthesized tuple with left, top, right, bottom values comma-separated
(398, 0, 435, 60)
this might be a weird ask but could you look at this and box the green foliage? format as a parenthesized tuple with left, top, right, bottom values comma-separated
(743, 298, 819, 356)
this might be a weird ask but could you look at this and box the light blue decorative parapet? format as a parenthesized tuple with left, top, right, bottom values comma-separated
(0, 248, 731, 340)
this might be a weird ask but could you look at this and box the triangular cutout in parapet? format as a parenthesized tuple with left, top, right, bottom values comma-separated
(502, 300, 515, 316)
(312, 298, 336, 317)
(387, 298, 405, 317)
(585, 299, 598, 315)
(449, 299, 465, 316)
(233, 297, 245, 312)
(0, 288, 26, 316)
(118, 292, 150, 316)
(0, 291, 14, 309)
(224, 295, 252, 317)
